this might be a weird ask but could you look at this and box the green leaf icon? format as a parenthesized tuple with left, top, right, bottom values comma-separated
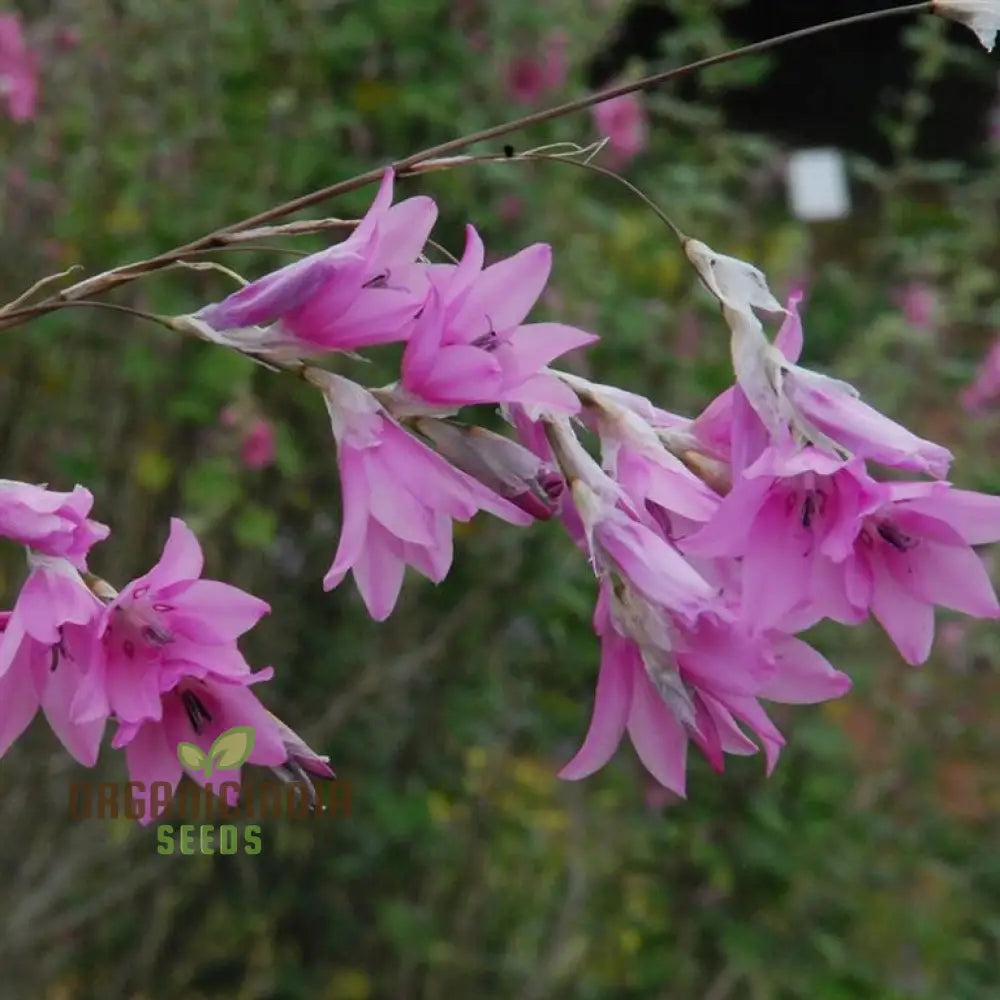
(206, 726, 256, 776)
(177, 742, 208, 772)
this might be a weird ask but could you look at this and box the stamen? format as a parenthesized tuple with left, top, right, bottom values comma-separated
(877, 521, 918, 551)
(181, 690, 213, 733)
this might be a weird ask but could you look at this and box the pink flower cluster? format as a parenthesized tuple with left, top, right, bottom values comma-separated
(180, 187, 1000, 798)
(0, 484, 331, 822)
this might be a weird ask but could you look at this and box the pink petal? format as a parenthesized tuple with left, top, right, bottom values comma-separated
(0, 640, 40, 757)
(402, 285, 445, 388)
(774, 290, 805, 362)
(451, 243, 552, 334)
(421, 345, 503, 402)
(626, 668, 688, 795)
(144, 518, 205, 592)
(168, 581, 270, 644)
(761, 636, 852, 704)
(373, 196, 438, 270)
(559, 631, 635, 780)
(502, 322, 599, 377)
(123, 720, 182, 824)
(324, 446, 371, 590)
(869, 554, 935, 665)
(352, 522, 407, 621)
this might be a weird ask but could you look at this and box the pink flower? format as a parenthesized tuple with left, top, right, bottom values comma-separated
(559, 583, 850, 793)
(241, 417, 276, 470)
(0, 481, 109, 569)
(395, 226, 597, 414)
(189, 170, 437, 355)
(72, 519, 270, 726)
(0, 559, 106, 765)
(683, 444, 884, 629)
(838, 482, 1000, 664)
(702, 290, 953, 479)
(961, 335, 1000, 412)
(0, 14, 37, 122)
(592, 91, 647, 166)
(570, 379, 721, 537)
(113, 673, 288, 824)
(312, 371, 533, 620)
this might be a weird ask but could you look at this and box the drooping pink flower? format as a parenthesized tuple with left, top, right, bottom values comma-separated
(395, 226, 597, 415)
(113, 672, 288, 824)
(700, 289, 953, 479)
(72, 519, 270, 727)
(961, 335, 1000, 412)
(240, 417, 276, 470)
(188, 170, 437, 355)
(592, 91, 647, 166)
(0, 558, 106, 765)
(0, 481, 109, 569)
(569, 378, 721, 537)
(0, 14, 37, 122)
(838, 481, 1000, 664)
(311, 371, 533, 620)
(559, 582, 850, 792)
(682, 443, 884, 629)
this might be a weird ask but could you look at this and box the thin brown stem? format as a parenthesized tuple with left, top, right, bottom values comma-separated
(0, 2, 933, 333)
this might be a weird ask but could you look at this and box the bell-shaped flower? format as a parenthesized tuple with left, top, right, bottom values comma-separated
(182, 170, 437, 355)
(72, 519, 270, 727)
(312, 370, 532, 621)
(113, 672, 289, 824)
(683, 443, 884, 629)
(840, 481, 1000, 664)
(0, 556, 106, 765)
(702, 290, 953, 479)
(564, 375, 721, 537)
(394, 226, 597, 416)
(559, 582, 850, 793)
(0, 480, 109, 569)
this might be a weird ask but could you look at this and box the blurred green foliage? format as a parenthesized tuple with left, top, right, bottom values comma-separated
(3, 1, 1000, 998)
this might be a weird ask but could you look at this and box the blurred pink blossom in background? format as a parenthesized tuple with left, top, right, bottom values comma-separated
(504, 30, 569, 105)
(592, 91, 647, 167)
(0, 13, 37, 122)
(962, 336, 1000, 412)
(241, 417, 277, 470)
(892, 281, 938, 331)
